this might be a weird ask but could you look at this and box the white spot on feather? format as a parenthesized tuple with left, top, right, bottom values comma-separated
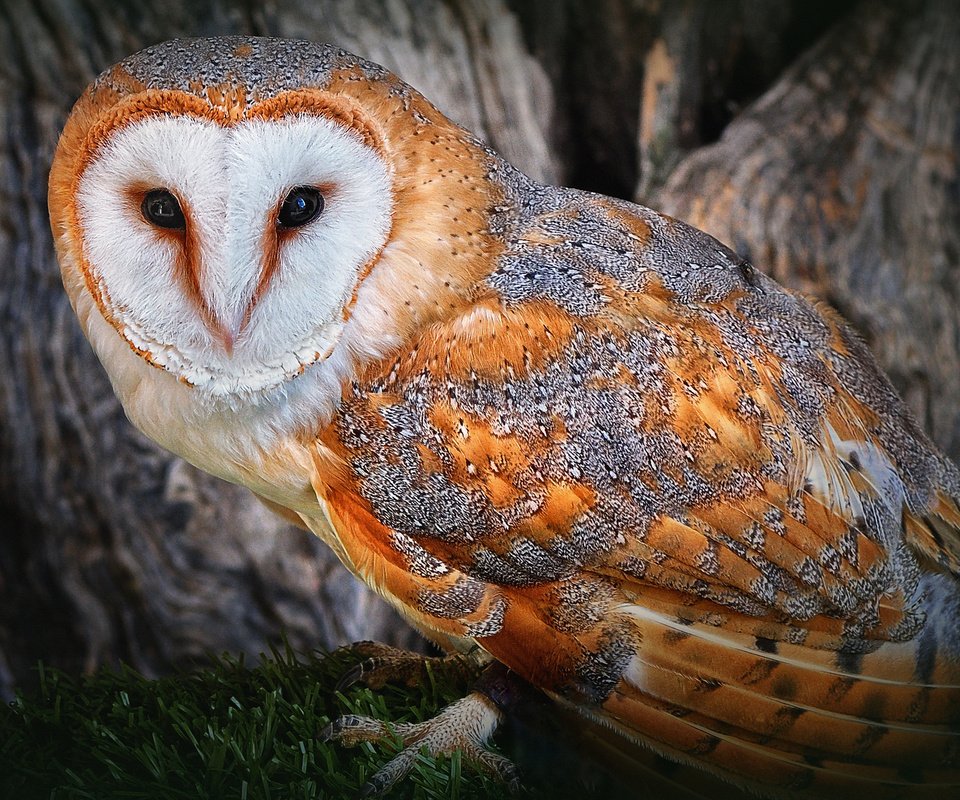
(801, 420, 904, 522)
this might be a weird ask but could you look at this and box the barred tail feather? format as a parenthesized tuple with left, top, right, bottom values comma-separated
(595, 598, 960, 798)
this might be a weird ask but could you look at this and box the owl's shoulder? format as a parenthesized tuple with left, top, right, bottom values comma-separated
(485, 184, 756, 311)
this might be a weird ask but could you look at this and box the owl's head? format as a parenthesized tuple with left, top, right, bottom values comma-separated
(50, 38, 507, 415)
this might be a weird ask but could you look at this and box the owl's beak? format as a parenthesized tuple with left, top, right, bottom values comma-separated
(178, 237, 252, 358)
(220, 326, 236, 357)
(196, 258, 265, 358)
(198, 296, 250, 359)
(198, 226, 276, 358)
(212, 306, 252, 358)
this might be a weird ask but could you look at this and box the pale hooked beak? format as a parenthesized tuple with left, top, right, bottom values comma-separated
(209, 302, 255, 358)
(196, 213, 280, 359)
(219, 323, 238, 357)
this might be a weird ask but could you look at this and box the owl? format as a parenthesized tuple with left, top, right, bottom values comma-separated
(49, 37, 960, 798)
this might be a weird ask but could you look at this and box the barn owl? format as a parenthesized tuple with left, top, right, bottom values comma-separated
(49, 37, 960, 798)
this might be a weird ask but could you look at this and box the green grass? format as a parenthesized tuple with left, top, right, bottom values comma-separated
(0, 644, 522, 800)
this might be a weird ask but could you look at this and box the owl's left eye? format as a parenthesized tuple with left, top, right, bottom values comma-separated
(278, 186, 324, 228)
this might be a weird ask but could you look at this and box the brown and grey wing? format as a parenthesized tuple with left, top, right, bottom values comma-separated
(310, 193, 960, 794)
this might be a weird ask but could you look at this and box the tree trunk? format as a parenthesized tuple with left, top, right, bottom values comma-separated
(1, 0, 956, 701)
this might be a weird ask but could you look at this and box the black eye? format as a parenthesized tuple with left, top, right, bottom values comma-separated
(141, 189, 186, 230)
(278, 186, 324, 228)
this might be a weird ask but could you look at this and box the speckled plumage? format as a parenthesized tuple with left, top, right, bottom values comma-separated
(98, 37, 393, 102)
(50, 37, 960, 798)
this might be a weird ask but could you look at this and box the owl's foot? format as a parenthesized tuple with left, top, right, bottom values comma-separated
(322, 689, 517, 796)
(332, 640, 481, 692)
(323, 658, 521, 796)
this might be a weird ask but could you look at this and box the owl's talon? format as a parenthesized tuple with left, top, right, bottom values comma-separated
(324, 689, 512, 796)
(320, 713, 395, 746)
(335, 653, 424, 692)
(333, 641, 484, 692)
(331, 641, 435, 691)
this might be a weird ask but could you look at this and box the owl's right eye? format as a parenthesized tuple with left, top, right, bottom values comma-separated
(141, 189, 186, 230)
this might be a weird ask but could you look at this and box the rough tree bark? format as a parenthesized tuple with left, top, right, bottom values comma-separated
(508, 0, 856, 198)
(1, 0, 956, 702)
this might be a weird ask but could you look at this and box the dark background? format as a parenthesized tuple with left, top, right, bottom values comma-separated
(1, 0, 957, 698)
